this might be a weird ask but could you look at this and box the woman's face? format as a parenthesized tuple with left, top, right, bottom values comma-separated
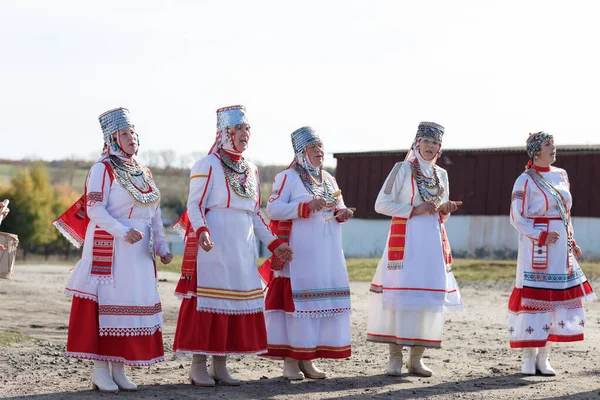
(306, 143, 325, 167)
(233, 124, 251, 152)
(419, 138, 441, 161)
(536, 138, 556, 166)
(118, 127, 138, 156)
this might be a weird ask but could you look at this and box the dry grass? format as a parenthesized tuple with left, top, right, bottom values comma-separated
(0, 331, 32, 346)
(157, 256, 600, 282)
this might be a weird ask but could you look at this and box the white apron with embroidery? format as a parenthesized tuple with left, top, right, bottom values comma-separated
(265, 169, 351, 355)
(508, 167, 595, 346)
(186, 154, 279, 314)
(64, 160, 170, 337)
(367, 157, 463, 348)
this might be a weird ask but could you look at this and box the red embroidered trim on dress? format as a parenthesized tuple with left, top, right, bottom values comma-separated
(99, 324, 162, 337)
(86, 191, 103, 207)
(91, 230, 114, 280)
(98, 303, 162, 316)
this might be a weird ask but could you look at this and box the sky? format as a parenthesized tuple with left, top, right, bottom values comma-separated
(1, 0, 599, 168)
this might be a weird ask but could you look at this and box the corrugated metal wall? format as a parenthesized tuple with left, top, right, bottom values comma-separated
(334, 149, 600, 218)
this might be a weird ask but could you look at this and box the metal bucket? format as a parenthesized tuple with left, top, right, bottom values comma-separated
(0, 232, 19, 279)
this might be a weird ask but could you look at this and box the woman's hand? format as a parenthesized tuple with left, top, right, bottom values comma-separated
(544, 231, 560, 245)
(438, 200, 463, 215)
(125, 228, 144, 244)
(273, 243, 294, 262)
(199, 231, 214, 252)
(335, 208, 354, 222)
(160, 253, 173, 264)
(0, 244, 5, 251)
(573, 245, 582, 259)
(308, 197, 327, 212)
(412, 201, 437, 216)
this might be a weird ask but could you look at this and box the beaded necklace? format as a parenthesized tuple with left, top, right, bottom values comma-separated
(410, 158, 444, 205)
(526, 169, 573, 253)
(219, 149, 257, 199)
(107, 155, 160, 206)
(294, 164, 338, 210)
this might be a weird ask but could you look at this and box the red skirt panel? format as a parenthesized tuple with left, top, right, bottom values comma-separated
(263, 277, 351, 360)
(265, 277, 295, 312)
(509, 334, 585, 348)
(520, 281, 594, 304)
(66, 297, 164, 366)
(173, 296, 267, 355)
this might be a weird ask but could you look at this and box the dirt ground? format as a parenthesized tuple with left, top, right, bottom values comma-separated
(0, 265, 599, 400)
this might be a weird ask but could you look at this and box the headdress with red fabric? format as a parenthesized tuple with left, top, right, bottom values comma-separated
(525, 131, 554, 169)
(53, 107, 136, 248)
(207, 105, 250, 156)
(173, 105, 251, 287)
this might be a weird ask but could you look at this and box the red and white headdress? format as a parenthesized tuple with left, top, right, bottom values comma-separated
(404, 121, 445, 164)
(208, 105, 250, 156)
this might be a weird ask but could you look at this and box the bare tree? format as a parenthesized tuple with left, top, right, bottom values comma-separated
(159, 149, 177, 169)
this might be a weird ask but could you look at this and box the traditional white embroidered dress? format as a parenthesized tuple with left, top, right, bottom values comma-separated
(508, 165, 595, 348)
(263, 168, 352, 360)
(61, 157, 169, 366)
(172, 152, 281, 356)
(367, 152, 463, 348)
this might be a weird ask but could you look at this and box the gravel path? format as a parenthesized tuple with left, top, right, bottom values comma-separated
(0, 265, 599, 399)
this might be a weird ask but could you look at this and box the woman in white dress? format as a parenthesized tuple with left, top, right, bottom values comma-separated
(54, 107, 173, 392)
(508, 132, 596, 375)
(259, 126, 353, 380)
(367, 121, 463, 377)
(172, 105, 293, 386)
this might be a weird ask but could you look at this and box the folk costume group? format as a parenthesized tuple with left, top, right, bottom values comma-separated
(52, 106, 595, 392)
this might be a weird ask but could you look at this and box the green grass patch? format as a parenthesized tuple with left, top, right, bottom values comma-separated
(157, 256, 600, 282)
(0, 331, 32, 346)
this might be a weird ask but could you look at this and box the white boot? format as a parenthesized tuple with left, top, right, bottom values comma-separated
(111, 362, 137, 391)
(283, 358, 304, 380)
(189, 354, 215, 387)
(299, 360, 327, 379)
(521, 347, 537, 375)
(387, 343, 403, 376)
(536, 343, 556, 376)
(209, 356, 241, 386)
(407, 346, 433, 377)
(92, 361, 119, 393)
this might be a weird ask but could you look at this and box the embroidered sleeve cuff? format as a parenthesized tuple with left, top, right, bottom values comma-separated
(268, 238, 284, 253)
(298, 202, 311, 219)
(539, 231, 549, 245)
(195, 226, 210, 237)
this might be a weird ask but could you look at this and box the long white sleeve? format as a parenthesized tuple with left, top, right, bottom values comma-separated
(187, 157, 214, 235)
(510, 174, 544, 242)
(266, 171, 306, 221)
(152, 204, 171, 257)
(252, 169, 279, 246)
(85, 162, 129, 239)
(374, 162, 414, 218)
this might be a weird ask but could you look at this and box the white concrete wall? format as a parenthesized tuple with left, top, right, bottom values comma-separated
(167, 217, 600, 260)
(338, 216, 600, 260)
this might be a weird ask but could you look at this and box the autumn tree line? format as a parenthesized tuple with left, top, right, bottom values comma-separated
(0, 159, 334, 259)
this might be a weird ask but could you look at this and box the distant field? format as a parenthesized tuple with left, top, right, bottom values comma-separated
(0, 161, 273, 206)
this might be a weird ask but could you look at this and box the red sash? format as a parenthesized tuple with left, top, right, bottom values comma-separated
(53, 161, 116, 280)
(258, 219, 293, 285)
(173, 211, 198, 279)
(387, 217, 407, 269)
(440, 218, 453, 270)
